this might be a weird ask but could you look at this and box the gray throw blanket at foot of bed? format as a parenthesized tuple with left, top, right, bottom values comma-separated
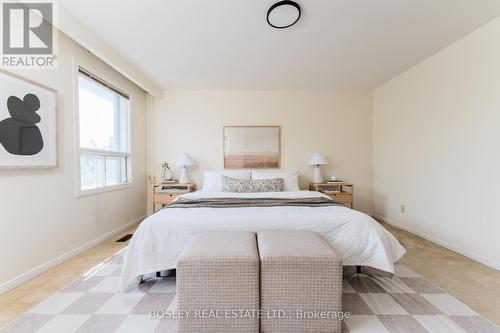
(164, 197, 343, 209)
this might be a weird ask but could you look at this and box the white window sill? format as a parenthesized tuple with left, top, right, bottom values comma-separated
(76, 182, 134, 198)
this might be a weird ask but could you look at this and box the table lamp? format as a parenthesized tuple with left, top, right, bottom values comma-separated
(309, 153, 328, 183)
(176, 153, 196, 184)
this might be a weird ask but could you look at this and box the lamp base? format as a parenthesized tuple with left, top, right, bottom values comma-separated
(178, 167, 190, 184)
(312, 165, 323, 183)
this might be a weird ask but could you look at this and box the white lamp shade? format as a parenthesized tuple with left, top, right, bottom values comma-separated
(175, 153, 196, 167)
(309, 153, 328, 166)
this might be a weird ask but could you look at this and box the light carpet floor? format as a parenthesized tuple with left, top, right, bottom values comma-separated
(1, 249, 499, 333)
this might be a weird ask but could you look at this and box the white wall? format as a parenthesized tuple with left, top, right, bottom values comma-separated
(0, 31, 148, 289)
(154, 90, 373, 213)
(373, 17, 500, 270)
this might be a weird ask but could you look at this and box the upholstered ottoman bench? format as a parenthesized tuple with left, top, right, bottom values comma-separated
(257, 230, 343, 333)
(177, 231, 260, 333)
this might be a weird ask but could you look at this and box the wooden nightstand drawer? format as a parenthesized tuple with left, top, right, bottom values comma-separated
(310, 182, 354, 209)
(152, 183, 195, 213)
(153, 193, 180, 205)
(327, 192, 353, 205)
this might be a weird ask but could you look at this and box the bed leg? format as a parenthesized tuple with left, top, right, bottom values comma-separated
(356, 265, 362, 274)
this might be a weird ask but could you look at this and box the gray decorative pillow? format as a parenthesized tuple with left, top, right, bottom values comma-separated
(221, 175, 284, 193)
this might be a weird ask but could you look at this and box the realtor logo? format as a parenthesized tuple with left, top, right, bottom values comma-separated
(1, 1, 57, 68)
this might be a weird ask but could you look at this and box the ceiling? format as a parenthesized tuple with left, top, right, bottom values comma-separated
(58, 0, 500, 90)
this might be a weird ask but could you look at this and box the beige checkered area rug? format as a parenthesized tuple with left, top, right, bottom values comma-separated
(1, 250, 499, 333)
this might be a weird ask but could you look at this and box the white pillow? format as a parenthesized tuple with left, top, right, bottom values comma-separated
(251, 171, 300, 191)
(202, 170, 251, 192)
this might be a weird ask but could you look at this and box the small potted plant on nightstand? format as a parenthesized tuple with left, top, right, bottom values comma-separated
(161, 161, 174, 183)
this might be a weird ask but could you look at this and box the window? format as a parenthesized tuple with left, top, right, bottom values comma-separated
(77, 68, 131, 193)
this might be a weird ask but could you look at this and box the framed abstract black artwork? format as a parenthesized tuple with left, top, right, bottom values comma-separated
(0, 69, 57, 168)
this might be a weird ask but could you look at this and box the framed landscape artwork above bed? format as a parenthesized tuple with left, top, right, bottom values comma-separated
(224, 126, 280, 168)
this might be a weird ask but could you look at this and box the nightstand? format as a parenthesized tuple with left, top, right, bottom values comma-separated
(153, 183, 195, 213)
(309, 182, 354, 209)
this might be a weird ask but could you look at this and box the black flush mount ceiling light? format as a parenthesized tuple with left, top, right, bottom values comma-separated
(267, 0, 301, 29)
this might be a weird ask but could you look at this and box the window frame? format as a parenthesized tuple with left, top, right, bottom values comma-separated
(74, 61, 133, 197)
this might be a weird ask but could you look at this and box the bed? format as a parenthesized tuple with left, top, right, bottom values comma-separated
(119, 189, 406, 291)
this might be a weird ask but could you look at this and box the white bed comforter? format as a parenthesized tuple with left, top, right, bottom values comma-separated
(120, 191, 405, 290)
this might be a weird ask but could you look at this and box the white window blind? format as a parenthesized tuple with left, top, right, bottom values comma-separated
(77, 68, 131, 192)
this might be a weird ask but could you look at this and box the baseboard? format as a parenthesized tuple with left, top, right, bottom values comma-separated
(0, 215, 145, 295)
(374, 214, 500, 272)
